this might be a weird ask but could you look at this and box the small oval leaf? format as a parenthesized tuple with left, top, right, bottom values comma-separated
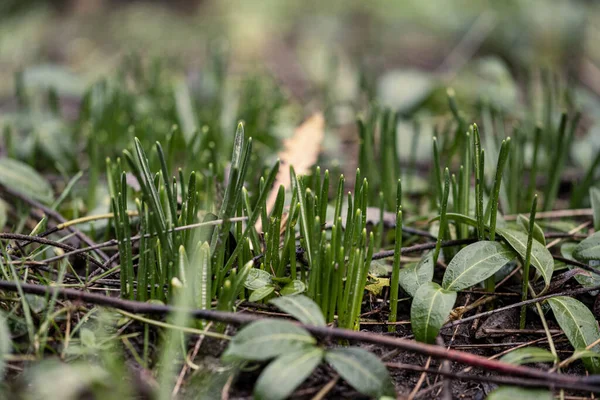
(399, 251, 434, 297)
(442, 241, 515, 291)
(244, 268, 273, 290)
(497, 228, 554, 289)
(254, 347, 323, 400)
(325, 347, 396, 398)
(500, 347, 557, 365)
(280, 280, 306, 296)
(249, 285, 275, 302)
(270, 295, 325, 327)
(411, 282, 457, 344)
(573, 231, 600, 262)
(223, 320, 315, 361)
(548, 296, 600, 373)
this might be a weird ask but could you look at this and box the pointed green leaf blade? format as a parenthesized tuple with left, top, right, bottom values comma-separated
(325, 347, 396, 398)
(411, 282, 456, 344)
(548, 296, 600, 373)
(442, 241, 515, 291)
(223, 320, 315, 361)
(497, 228, 554, 289)
(499, 347, 557, 365)
(254, 347, 323, 400)
(270, 295, 325, 327)
(399, 251, 434, 297)
(573, 231, 600, 262)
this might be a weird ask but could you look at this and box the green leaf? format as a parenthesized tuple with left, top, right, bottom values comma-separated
(0, 158, 53, 204)
(591, 187, 600, 231)
(411, 282, 456, 344)
(223, 320, 315, 361)
(244, 268, 273, 290)
(442, 241, 515, 291)
(254, 347, 323, 400)
(280, 280, 306, 296)
(562, 242, 600, 287)
(497, 228, 554, 289)
(499, 347, 557, 365)
(325, 347, 396, 398)
(573, 231, 600, 262)
(249, 285, 275, 302)
(399, 251, 434, 297)
(547, 296, 600, 373)
(270, 295, 326, 327)
(487, 386, 552, 400)
(516, 214, 546, 245)
(0, 312, 10, 378)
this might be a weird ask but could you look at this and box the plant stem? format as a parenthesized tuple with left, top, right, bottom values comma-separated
(433, 168, 450, 266)
(520, 194, 538, 329)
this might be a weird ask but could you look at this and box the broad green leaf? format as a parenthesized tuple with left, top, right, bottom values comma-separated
(223, 320, 315, 361)
(497, 228, 554, 289)
(399, 251, 434, 297)
(562, 242, 600, 287)
(325, 347, 396, 398)
(442, 241, 515, 291)
(411, 282, 456, 344)
(270, 295, 326, 327)
(591, 187, 600, 231)
(573, 231, 600, 262)
(548, 296, 600, 373)
(561, 242, 577, 260)
(249, 285, 275, 302)
(244, 268, 272, 290)
(516, 214, 546, 245)
(499, 347, 556, 365)
(0, 158, 53, 204)
(254, 347, 323, 400)
(487, 386, 552, 400)
(280, 280, 306, 296)
(0, 312, 10, 377)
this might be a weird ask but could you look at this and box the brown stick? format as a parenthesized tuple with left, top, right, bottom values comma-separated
(0, 280, 598, 392)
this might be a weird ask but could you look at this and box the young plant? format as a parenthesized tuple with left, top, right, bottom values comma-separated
(223, 295, 395, 400)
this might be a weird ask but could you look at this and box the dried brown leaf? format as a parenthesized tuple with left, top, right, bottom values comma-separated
(261, 113, 325, 229)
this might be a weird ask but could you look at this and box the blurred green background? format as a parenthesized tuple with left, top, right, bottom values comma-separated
(1, 0, 600, 176)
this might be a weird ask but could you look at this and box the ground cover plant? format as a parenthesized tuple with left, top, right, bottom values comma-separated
(2, 1, 600, 399)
